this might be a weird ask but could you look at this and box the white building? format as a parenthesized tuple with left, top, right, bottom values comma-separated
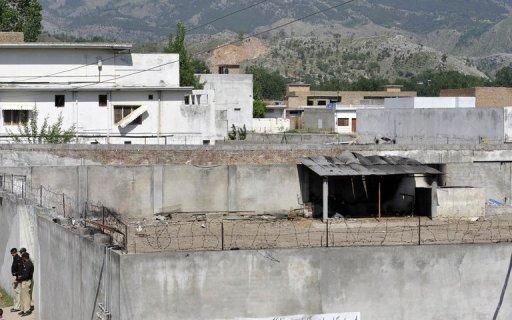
(383, 97, 476, 109)
(0, 42, 216, 145)
(198, 74, 253, 140)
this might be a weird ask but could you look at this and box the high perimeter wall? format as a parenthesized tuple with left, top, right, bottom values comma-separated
(357, 107, 508, 144)
(0, 164, 303, 217)
(118, 244, 512, 320)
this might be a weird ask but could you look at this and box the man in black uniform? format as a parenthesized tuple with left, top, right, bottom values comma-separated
(9, 248, 21, 313)
(17, 252, 33, 317)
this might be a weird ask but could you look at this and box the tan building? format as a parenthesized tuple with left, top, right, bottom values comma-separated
(285, 83, 417, 109)
(440, 87, 512, 108)
(0, 32, 24, 43)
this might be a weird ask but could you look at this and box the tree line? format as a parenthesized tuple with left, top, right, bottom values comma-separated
(0, 0, 42, 42)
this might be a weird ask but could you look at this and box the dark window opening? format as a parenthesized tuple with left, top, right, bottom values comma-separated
(114, 106, 143, 125)
(184, 95, 190, 105)
(203, 140, 211, 145)
(148, 94, 154, 100)
(99, 94, 108, 107)
(337, 118, 350, 126)
(3, 110, 29, 125)
(234, 108, 241, 111)
(55, 95, 65, 107)
(317, 100, 327, 106)
(307, 100, 314, 106)
(124, 141, 132, 145)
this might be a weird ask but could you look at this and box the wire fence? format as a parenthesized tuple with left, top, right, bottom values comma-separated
(126, 214, 512, 253)
(0, 172, 128, 251)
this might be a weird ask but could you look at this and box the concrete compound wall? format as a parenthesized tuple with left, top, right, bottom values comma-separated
(1, 164, 303, 217)
(0, 192, 117, 320)
(435, 187, 487, 218)
(357, 107, 507, 144)
(117, 243, 512, 320)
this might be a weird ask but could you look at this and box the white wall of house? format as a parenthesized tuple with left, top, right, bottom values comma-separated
(384, 97, 476, 109)
(0, 89, 216, 145)
(0, 46, 179, 87)
(199, 74, 253, 139)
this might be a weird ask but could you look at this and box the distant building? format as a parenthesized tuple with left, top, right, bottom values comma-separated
(440, 87, 512, 108)
(285, 83, 417, 109)
(0, 42, 216, 145)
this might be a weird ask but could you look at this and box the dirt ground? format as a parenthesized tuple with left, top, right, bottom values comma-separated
(118, 214, 512, 254)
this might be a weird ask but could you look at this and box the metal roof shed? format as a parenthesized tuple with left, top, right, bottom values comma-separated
(300, 152, 441, 220)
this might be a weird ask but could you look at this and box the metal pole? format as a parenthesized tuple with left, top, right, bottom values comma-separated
(322, 177, 329, 222)
(221, 221, 225, 251)
(326, 220, 329, 248)
(62, 193, 66, 217)
(102, 206, 106, 233)
(418, 215, 421, 246)
(378, 178, 382, 219)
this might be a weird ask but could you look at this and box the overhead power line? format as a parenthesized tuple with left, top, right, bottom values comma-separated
(13, 0, 271, 83)
(69, 0, 361, 91)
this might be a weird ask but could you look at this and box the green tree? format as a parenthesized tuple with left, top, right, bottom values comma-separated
(9, 108, 76, 144)
(246, 65, 287, 100)
(253, 99, 267, 118)
(0, 0, 42, 42)
(165, 22, 202, 88)
(18, 0, 42, 42)
(495, 66, 512, 87)
(192, 58, 210, 74)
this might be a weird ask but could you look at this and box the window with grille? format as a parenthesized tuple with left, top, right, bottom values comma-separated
(114, 106, 143, 125)
(3, 110, 29, 126)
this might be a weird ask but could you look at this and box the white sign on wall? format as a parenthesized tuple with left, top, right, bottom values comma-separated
(237, 312, 361, 320)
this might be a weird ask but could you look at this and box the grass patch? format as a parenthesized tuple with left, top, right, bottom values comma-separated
(0, 286, 13, 308)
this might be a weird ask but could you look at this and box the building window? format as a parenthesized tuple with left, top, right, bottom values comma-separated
(184, 95, 190, 105)
(219, 66, 229, 74)
(317, 100, 327, 106)
(3, 110, 29, 126)
(203, 140, 211, 145)
(307, 100, 314, 106)
(148, 94, 154, 100)
(114, 106, 143, 125)
(99, 95, 108, 107)
(234, 108, 241, 111)
(337, 118, 350, 127)
(55, 95, 65, 107)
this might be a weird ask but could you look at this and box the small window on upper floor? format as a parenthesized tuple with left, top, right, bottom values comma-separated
(184, 95, 190, 105)
(148, 94, 154, 100)
(55, 95, 65, 107)
(99, 95, 108, 107)
(234, 108, 241, 111)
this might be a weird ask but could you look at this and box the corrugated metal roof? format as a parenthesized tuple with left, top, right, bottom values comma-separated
(300, 151, 441, 177)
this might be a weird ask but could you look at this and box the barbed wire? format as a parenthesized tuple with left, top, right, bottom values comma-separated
(126, 215, 512, 254)
(0, 172, 128, 250)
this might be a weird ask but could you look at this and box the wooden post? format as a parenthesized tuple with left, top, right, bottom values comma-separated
(322, 177, 329, 222)
(378, 178, 382, 219)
